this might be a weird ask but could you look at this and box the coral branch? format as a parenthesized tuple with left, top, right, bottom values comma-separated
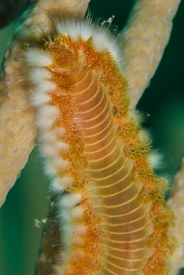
(120, 0, 181, 109)
(168, 155, 184, 274)
(0, 0, 89, 206)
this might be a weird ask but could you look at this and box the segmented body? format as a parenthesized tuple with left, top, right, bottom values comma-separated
(26, 20, 175, 275)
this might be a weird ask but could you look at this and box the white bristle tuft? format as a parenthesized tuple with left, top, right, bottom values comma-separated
(149, 151, 163, 169)
(54, 157, 70, 170)
(29, 68, 52, 84)
(129, 110, 144, 124)
(36, 105, 60, 129)
(56, 19, 121, 65)
(26, 49, 53, 67)
(55, 127, 67, 137)
(40, 128, 59, 142)
(43, 157, 70, 177)
(73, 225, 87, 235)
(91, 30, 118, 60)
(40, 143, 59, 157)
(57, 21, 94, 42)
(34, 80, 57, 94)
(71, 206, 84, 219)
(50, 180, 64, 193)
(138, 129, 151, 142)
(36, 117, 55, 130)
(40, 141, 69, 157)
(39, 129, 66, 150)
(51, 177, 73, 192)
(60, 176, 73, 187)
(30, 92, 51, 107)
(44, 161, 57, 177)
(54, 141, 69, 152)
(60, 193, 82, 208)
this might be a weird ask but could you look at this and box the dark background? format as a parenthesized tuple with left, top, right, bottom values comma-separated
(0, 0, 184, 274)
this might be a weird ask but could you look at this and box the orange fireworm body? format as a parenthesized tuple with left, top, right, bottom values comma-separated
(26, 19, 176, 275)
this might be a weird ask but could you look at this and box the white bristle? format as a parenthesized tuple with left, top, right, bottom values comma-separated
(60, 193, 82, 208)
(51, 177, 73, 192)
(40, 141, 69, 157)
(56, 19, 121, 66)
(44, 161, 57, 177)
(54, 141, 69, 152)
(73, 225, 87, 235)
(55, 127, 67, 137)
(50, 180, 64, 193)
(30, 92, 51, 107)
(71, 206, 84, 219)
(40, 143, 59, 157)
(60, 176, 74, 187)
(30, 68, 52, 84)
(129, 110, 144, 124)
(36, 105, 60, 129)
(62, 177, 74, 187)
(39, 129, 66, 152)
(91, 31, 118, 60)
(138, 129, 151, 143)
(34, 80, 57, 94)
(40, 128, 59, 142)
(26, 49, 53, 67)
(36, 117, 55, 130)
(149, 151, 163, 169)
(43, 157, 70, 177)
(54, 156, 70, 170)
(57, 21, 94, 42)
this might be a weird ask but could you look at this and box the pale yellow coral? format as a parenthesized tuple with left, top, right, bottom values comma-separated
(168, 155, 184, 273)
(120, 0, 181, 109)
(0, 0, 89, 206)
